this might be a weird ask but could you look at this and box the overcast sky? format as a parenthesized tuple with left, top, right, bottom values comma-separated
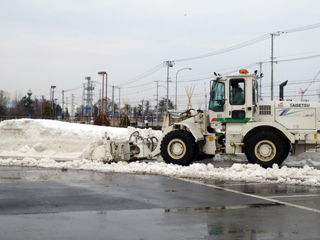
(1, 0, 320, 110)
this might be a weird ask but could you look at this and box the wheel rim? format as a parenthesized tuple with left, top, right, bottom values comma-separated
(254, 140, 276, 162)
(167, 138, 186, 160)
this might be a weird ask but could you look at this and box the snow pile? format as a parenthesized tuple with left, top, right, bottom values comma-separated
(0, 119, 161, 160)
(1, 119, 320, 186)
(284, 152, 320, 167)
(1, 158, 320, 186)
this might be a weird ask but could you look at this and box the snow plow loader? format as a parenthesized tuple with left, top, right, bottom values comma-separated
(90, 69, 320, 168)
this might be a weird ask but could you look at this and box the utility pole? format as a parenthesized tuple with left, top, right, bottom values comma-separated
(62, 90, 64, 117)
(82, 83, 85, 120)
(71, 94, 75, 121)
(270, 32, 280, 100)
(50, 86, 56, 118)
(155, 81, 159, 126)
(112, 85, 115, 126)
(66, 97, 68, 118)
(165, 61, 174, 112)
(118, 87, 120, 124)
(271, 34, 274, 101)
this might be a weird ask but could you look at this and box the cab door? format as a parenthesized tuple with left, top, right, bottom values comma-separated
(228, 78, 253, 122)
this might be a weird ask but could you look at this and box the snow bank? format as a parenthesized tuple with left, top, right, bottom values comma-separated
(0, 119, 161, 159)
(1, 158, 320, 186)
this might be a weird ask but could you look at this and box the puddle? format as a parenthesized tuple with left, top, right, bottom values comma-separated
(164, 202, 283, 213)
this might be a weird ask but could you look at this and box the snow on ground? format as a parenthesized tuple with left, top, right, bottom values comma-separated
(0, 119, 320, 186)
(0, 118, 161, 160)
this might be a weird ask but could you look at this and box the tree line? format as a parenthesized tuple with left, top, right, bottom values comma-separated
(0, 89, 174, 120)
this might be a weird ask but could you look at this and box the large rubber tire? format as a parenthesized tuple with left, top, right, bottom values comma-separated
(244, 130, 288, 168)
(160, 130, 196, 166)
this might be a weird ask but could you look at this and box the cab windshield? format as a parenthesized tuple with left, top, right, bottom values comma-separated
(209, 81, 225, 112)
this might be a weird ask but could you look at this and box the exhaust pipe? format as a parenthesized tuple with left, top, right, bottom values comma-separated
(279, 80, 288, 101)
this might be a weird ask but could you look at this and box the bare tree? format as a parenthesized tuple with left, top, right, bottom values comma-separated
(0, 90, 10, 108)
(7, 91, 23, 115)
(158, 97, 174, 116)
(144, 100, 150, 116)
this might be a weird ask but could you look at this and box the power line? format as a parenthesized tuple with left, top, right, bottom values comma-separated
(172, 23, 320, 63)
(59, 24, 320, 107)
(173, 34, 270, 62)
(277, 23, 320, 34)
(121, 82, 154, 89)
(257, 53, 320, 64)
(276, 54, 320, 63)
(162, 52, 320, 84)
(112, 23, 320, 96)
(276, 50, 320, 59)
(262, 78, 320, 87)
(118, 63, 165, 87)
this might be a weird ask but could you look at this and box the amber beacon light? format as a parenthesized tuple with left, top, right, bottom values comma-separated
(239, 69, 249, 74)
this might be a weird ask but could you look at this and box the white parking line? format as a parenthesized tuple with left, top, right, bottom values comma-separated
(178, 178, 320, 214)
(268, 194, 320, 199)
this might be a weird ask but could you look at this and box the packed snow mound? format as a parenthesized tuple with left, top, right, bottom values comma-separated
(0, 119, 161, 160)
(1, 158, 320, 186)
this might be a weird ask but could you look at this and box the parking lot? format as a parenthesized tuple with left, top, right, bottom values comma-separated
(0, 166, 320, 239)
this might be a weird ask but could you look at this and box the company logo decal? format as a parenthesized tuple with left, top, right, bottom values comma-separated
(279, 108, 313, 117)
(290, 103, 310, 107)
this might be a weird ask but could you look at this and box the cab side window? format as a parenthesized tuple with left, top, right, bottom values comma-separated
(230, 79, 245, 105)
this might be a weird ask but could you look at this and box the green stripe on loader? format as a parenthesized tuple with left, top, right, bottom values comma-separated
(215, 118, 251, 122)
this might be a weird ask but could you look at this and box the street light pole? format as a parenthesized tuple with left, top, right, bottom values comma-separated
(175, 68, 192, 111)
(155, 81, 167, 126)
(96, 71, 110, 126)
(99, 73, 104, 112)
(98, 72, 107, 114)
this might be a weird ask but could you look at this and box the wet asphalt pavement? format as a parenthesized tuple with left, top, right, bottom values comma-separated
(1, 166, 320, 240)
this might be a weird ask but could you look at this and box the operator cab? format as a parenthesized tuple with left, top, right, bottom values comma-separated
(209, 69, 259, 126)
